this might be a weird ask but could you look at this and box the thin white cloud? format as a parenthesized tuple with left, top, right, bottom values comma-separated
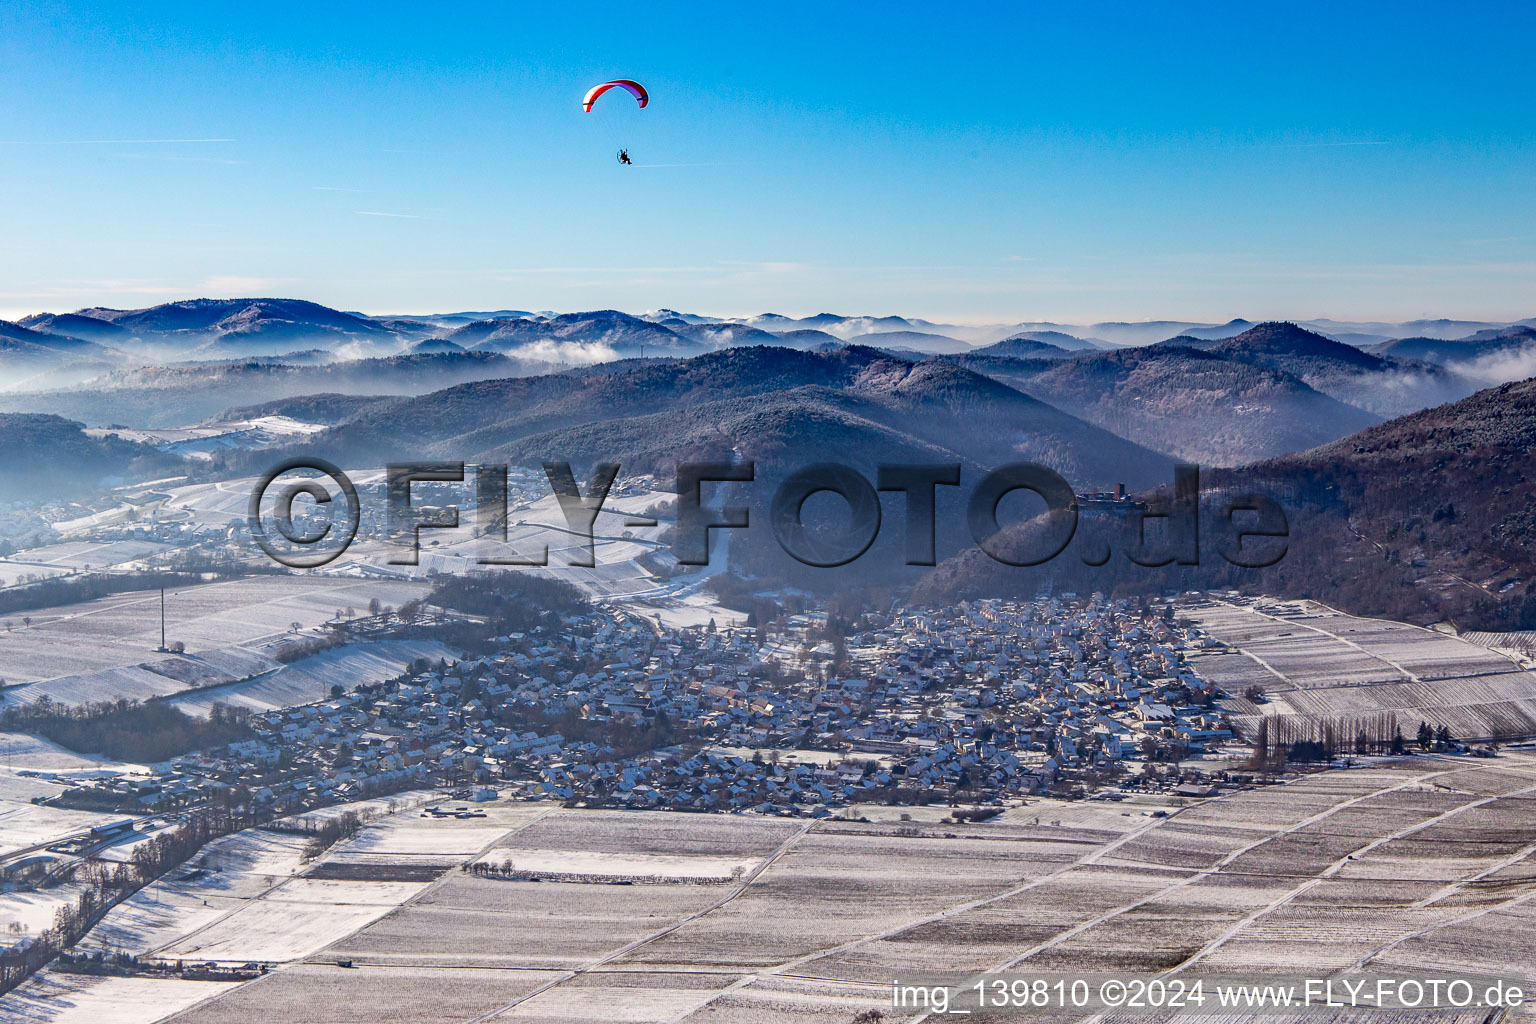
(114, 153, 245, 165)
(1274, 140, 1394, 148)
(0, 138, 235, 145)
(356, 210, 424, 219)
(314, 185, 370, 192)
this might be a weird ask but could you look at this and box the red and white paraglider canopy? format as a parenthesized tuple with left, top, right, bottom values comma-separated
(582, 79, 649, 113)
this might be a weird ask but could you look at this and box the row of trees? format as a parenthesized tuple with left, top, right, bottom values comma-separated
(0, 807, 239, 996)
(0, 697, 253, 763)
(428, 572, 588, 631)
(1248, 713, 1457, 769)
(0, 569, 254, 620)
(299, 811, 364, 862)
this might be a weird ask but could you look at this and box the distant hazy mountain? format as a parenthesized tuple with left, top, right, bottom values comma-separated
(1078, 321, 1218, 347)
(0, 319, 110, 359)
(736, 313, 1008, 346)
(79, 297, 393, 341)
(976, 331, 1104, 356)
(847, 330, 972, 355)
(396, 309, 539, 325)
(1212, 377, 1536, 627)
(773, 329, 845, 349)
(313, 345, 1169, 490)
(956, 343, 1380, 465)
(210, 392, 397, 426)
(1174, 318, 1256, 341)
(739, 313, 920, 338)
(14, 298, 1535, 366)
(0, 320, 119, 389)
(1369, 326, 1536, 383)
(7, 300, 1534, 478)
(638, 308, 718, 325)
(0, 351, 535, 427)
(970, 338, 1076, 359)
(1163, 321, 1474, 417)
(0, 413, 178, 497)
(916, 374, 1536, 630)
(10, 298, 420, 365)
(446, 310, 706, 360)
(17, 312, 131, 342)
(668, 322, 785, 348)
(408, 336, 467, 354)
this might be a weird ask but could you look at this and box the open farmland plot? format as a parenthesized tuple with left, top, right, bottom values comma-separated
(616, 827, 1068, 970)
(8, 540, 171, 572)
(22, 755, 1536, 1023)
(0, 798, 125, 858)
(0, 881, 94, 937)
(141, 816, 462, 966)
(151, 891, 401, 964)
(0, 575, 429, 696)
(1323, 619, 1518, 679)
(474, 848, 763, 883)
(163, 964, 566, 1024)
(1190, 601, 1525, 687)
(0, 973, 242, 1024)
(492, 808, 804, 859)
(80, 827, 311, 956)
(802, 863, 1201, 981)
(166, 639, 461, 717)
(1188, 600, 1536, 742)
(0, 562, 71, 588)
(1189, 901, 1478, 974)
(1183, 649, 1282, 694)
(327, 876, 728, 968)
(495, 970, 748, 1023)
(1101, 821, 1271, 870)
(311, 802, 544, 875)
(1239, 633, 1403, 688)
(338, 819, 519, 858)
(1371, 898, 1536, 979)
(672, 975, 897, 1024)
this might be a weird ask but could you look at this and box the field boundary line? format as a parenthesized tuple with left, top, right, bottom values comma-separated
(461, 818, 816, 1023)
(153, 801, 555, 1024)
(897, 762, 1496, 1024)
(658, 788, 1239, 1023)
(1165, 777, 1536, 976)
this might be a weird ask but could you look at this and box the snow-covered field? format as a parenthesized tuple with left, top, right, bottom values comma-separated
(0, 973, 241, 1024)
(80, 828, 312, 957)
(76, 797, 526, 972)
(0, 733, 115, 773)
(0, 540, 173, 591)
(332, 812, 534, 859)
(473, 848, 760, 882)
(0, 882, 86, 937)
(0, 575, 429, 696)
(144, 471, 743, 621)
(265, 877, 429, 906)
(166, 639, 460, 717)
(2, 760, 1534, 1022)
(0, 799, 126, 859)
(1190, 599, 1536, 740)
(153, 897, 396, 964)
(0, 563, 70, 589)
(4, 540, 171, 573)
(85, 415, 328, 462)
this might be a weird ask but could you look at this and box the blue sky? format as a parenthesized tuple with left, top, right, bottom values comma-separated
(2, 1, 1533, 323)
